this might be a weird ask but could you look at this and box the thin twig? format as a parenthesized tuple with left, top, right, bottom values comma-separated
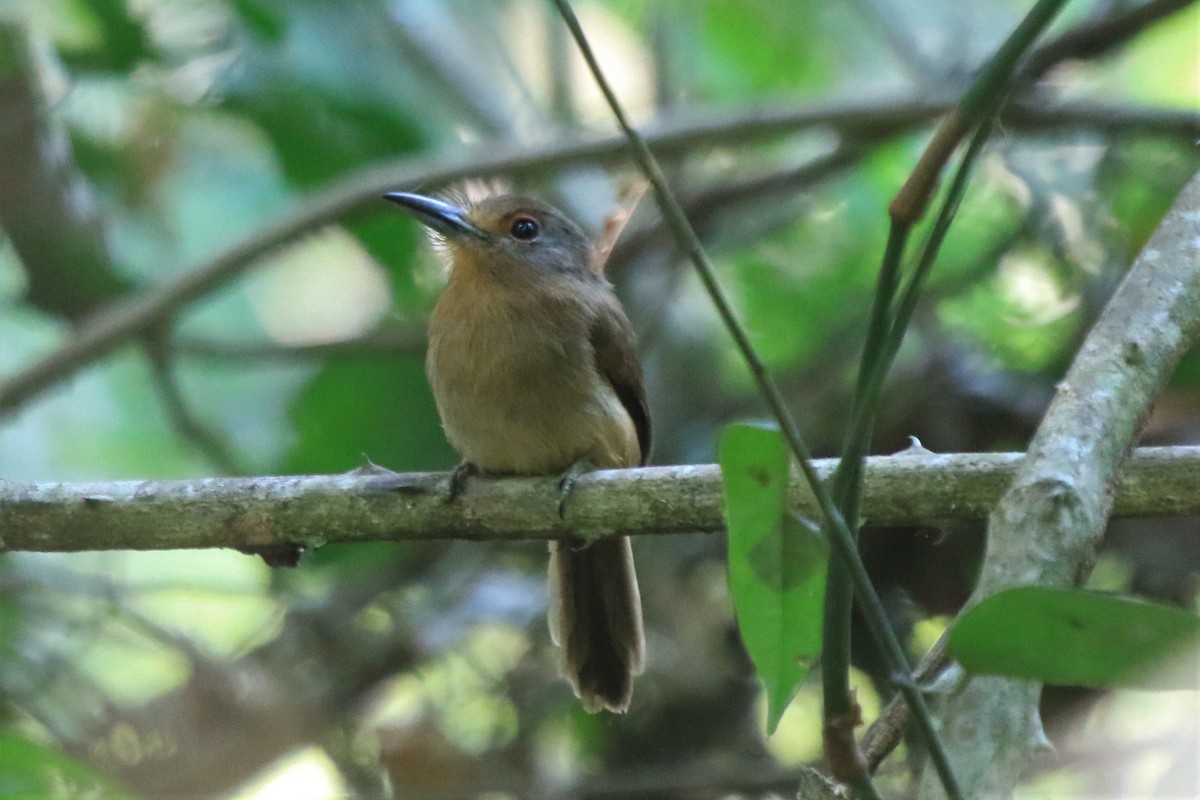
(174, 324, 427, 362)
(549, 2, 965, 797)
(144, 340, 244, 475)
(821, 225, 908, 783)
(0, 97, 1193, 416)
(1016, 0, 1198, 85)
(823, 0, 1071, 794)
(608, 143, 870, 273)
(890, 0, 1072, 225)
(862, 632, 951, 772)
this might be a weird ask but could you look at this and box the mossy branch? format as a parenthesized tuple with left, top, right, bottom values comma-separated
(1, 445, 1196, 551)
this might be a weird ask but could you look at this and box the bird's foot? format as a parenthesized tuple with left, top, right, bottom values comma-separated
(447, 461, 479, 503)
(556, 460, 596, 520)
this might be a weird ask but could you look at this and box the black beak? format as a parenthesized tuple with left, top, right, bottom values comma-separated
(383, 192, 486, 240)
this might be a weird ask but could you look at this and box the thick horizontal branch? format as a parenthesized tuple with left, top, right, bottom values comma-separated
(2, 446, 1197, 553)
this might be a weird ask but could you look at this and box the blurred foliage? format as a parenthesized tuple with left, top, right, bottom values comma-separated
(0, 0, 1197, 797)
(0, 732, 135, 800)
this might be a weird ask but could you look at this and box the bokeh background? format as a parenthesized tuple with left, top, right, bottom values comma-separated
(0, 0, 1197, 798)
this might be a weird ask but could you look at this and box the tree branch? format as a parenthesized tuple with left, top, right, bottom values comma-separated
(1017, 0, 1198, 85)
(143, 342, 245, 474)
(0, 22, 131, 320)
(2, 447, 1197, 553)
(0, 96, 1194, 416)
(172, 323, 427, 362)
(919, 171, 1200, 798)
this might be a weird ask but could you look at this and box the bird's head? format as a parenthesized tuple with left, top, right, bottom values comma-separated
(384, 192, 595, 278)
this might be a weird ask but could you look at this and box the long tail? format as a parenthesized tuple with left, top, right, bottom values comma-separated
(549, 536, 645, 713)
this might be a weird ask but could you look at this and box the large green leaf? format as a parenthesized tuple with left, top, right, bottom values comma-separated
(720, 422, 828, 734)
(949, 587, 1200, 689)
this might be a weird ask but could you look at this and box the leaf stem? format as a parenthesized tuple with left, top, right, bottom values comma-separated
(549, 0, 961, 796)
(822, 0, 1069, 792)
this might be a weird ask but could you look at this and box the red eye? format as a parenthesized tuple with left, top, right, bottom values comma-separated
(510, 215, 540, 241)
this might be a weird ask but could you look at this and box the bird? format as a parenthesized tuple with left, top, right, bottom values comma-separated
(384, 190, 649, 713)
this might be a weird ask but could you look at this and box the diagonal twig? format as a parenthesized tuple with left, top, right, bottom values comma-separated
(1016, 0, 1198, 85)
(0, 97, 1194, 416)
(920, 169, 1200, 797)
(548, 1, 977, 797)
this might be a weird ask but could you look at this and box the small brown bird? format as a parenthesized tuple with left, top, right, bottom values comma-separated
(384, 191, 649, 713)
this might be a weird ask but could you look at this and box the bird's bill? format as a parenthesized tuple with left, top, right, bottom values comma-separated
(383, 192, 486, 240)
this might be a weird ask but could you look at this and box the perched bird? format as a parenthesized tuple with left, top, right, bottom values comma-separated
(384, 191, 649, 713)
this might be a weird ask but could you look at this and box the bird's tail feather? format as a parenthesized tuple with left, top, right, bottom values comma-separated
(549, 536, 645, 713)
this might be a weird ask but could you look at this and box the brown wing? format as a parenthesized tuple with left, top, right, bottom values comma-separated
(590, 294, 652, 465)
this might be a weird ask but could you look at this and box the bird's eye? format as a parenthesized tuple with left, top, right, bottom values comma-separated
(510, 215, 540, 242)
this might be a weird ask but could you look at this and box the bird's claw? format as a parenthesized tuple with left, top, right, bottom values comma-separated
(556, 460, 595, 520)
(447, 461, 479, 503)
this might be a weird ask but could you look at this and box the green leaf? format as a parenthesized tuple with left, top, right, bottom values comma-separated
(720, 422, 828, 734)
(949, 587, 1200, 689)
(0, 733, 134, 799)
